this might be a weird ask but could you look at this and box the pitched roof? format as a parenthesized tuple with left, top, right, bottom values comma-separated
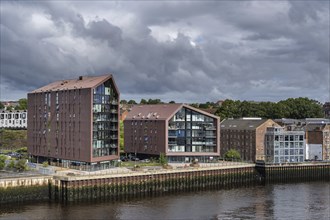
(30, 74, 114, 93)
(220, 118, 270, 130)
(125, 104, 183, 120)
(125, 104, 220, 121)
(304, 123, 330, 132)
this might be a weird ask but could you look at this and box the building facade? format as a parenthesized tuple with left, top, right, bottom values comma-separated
(124, 104, 220, 162)
(305, 123, 330, 161)
(27, 74, 120, 170)
(265, 127, 305, 163)
(220, 118, 278, 162)
(0, 110, 27, 129)
(323, 102, 330, 119)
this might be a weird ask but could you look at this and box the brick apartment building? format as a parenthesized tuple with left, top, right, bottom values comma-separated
(27, 74, 120, 170)
(305, 123, 330, 161)
(220, 118, 278, 162)
(124, 104, 220, 162)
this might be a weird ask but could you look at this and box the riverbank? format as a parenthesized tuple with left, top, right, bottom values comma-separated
(1, 162, 329, 204)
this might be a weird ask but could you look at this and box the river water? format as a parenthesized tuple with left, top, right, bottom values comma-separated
(0, 181, 329, 220)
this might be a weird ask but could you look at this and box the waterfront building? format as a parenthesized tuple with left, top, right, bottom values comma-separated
(265, 126, 305, 163)
(323, 102, 330, 119)
(220, 118, 278, 162)
(124, 104, 220, 162)
(0, 110, 27, 129)
(304, 123, 330, 161)
(27, 74, 120, 170)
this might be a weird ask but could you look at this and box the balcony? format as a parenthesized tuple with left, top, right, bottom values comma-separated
(206, 135, 216, 138)
(205, 142, 217, 146)
(205, 126, 216, 130)
(110, 109, 118, 114)
(110, 144, 117, 149)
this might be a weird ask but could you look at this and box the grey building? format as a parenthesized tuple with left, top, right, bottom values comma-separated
(265, 126, 305, 163)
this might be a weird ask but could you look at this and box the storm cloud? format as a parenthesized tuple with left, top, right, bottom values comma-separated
(0, 1, 329, 103)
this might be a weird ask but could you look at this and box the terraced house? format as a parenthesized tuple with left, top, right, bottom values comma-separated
(27, 74, 120, 170)
(124, 104, 220, 162)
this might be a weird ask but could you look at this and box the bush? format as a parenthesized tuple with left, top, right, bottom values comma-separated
(7, 159, 16, 169)
(15, 159, 28, 172)
(159, 153, 168, 165)
(42, 161, 49, 167)
(224, 149, 241, 161)
(0, 155, 6, 170)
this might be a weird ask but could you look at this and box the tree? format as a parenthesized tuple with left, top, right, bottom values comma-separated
(224, 149, 241, 161)
(15, 98, 27, 110)
(190, 103, 199, 108)
(147, 99, 162, 104)
(169, 101, 176, 104)
(120, 100, 128, 104)
(128, 100, 137, 104)
(6, 106, 13, 111)
(199, 103, 210, 109)
(0, 155, 6, 170)
(140, 99, 147, 104)
(215, 99, 241, 119)
(0, 102, 4, 110)
(278, 97, 323, 119)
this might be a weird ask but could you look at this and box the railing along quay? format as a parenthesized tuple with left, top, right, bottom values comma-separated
(52, 164, 257, 202)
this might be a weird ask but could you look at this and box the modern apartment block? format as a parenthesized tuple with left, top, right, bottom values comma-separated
(27, 74, 120, 170)
(265, 126, 305, 163)
(220, 118, 278, 162)
(0, 110, 27, 129)
(124, 104, 220, 162)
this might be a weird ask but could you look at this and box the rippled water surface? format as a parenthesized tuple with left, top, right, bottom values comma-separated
(0, 181, 329, 220)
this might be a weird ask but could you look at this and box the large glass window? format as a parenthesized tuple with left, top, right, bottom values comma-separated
(92, 80, 118, 157)
(167, 107, 217, 152)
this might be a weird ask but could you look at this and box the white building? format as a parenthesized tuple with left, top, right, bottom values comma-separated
(265, 126, 305, 163)
(0, 110, 27, 129)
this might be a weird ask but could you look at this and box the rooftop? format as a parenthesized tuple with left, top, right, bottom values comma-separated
(30, 74, 114, 93)
(125, 104, 219, 121)
(221, 118, 272, 130)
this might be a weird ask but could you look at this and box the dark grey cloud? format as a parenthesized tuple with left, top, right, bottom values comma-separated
(0, 1, 329, 103)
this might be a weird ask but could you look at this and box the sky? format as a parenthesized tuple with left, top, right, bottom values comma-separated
(0, 1, 329, 103)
